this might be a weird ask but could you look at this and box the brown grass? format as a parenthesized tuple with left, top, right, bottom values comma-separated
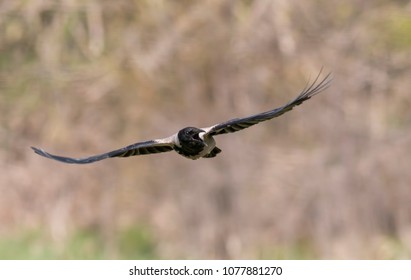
(1, 0, 411, 259)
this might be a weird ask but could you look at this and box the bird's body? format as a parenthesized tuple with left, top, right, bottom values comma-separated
(31, 71, 332, 164)
(173, 127, 219, 159)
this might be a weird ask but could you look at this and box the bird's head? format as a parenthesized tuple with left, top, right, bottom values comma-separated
(177, 127, 206, 152)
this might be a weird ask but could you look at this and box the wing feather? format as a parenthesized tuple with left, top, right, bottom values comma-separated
(203, 71, 332, 136)
(31, 137, 175, 164)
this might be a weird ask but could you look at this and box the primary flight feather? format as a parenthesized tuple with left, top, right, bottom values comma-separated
(31, 71, 332, 163)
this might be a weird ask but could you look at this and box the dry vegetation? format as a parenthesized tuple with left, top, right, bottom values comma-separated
(1, 0, 411, 259)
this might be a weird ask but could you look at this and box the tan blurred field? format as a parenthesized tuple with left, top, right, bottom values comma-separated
(1, 0, 411, 259)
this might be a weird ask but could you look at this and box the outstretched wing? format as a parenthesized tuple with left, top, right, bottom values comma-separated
(31, 137, 176, 164)
(203, 71, 332, 136)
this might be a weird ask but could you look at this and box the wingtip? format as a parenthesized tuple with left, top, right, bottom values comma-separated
(302, 69, 333, 98)
(31, 146, 42, 155)
(31, 146, 52, 159)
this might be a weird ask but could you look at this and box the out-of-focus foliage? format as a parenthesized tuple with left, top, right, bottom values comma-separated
(0, 226, 156, 259)
(1, 0, 411, 259)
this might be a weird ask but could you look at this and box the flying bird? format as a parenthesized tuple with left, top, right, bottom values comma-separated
(31, 71, 332, 164)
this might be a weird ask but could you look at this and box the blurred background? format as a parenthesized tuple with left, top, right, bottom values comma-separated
(1, 0, 411, 259)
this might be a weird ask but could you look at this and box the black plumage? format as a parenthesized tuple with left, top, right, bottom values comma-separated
(31, 71, 332, 163)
